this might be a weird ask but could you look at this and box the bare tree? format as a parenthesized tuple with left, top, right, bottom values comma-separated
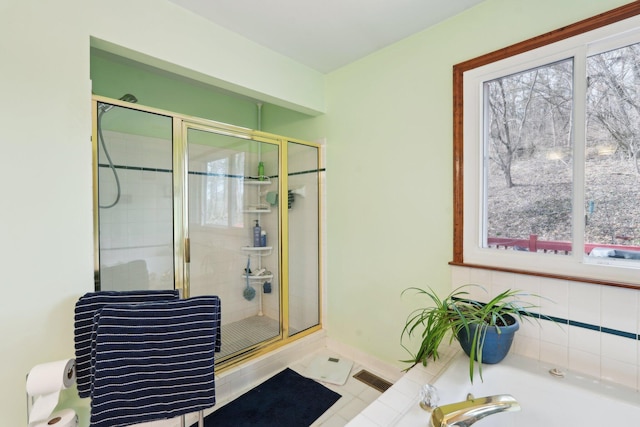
(587, 44, 640, 174)
(487, 60, 572, 188)
(487, 70, 539, 188)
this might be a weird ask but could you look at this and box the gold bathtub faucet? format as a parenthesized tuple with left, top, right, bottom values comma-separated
(430, 394, 521, 427)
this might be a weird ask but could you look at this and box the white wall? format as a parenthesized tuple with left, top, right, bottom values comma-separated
(0, 1, 324, 425)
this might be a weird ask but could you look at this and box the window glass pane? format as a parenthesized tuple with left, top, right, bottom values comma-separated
(484, 59, 574, 254)
(204, 157, 230, 226)
(586, 43, 640, 260)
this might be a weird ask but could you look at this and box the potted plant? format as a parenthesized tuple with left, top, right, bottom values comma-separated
(401, 284, 541, 382)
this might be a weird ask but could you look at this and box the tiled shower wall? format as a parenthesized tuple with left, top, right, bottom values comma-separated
(451, 265, 640, 390)
(99, 128, 277, 325)
(187, 148, 281, 325)
(98, 129, 317, 330)
(98, 130, 174, 290)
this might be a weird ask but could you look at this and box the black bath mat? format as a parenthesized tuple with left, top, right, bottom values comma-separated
(196, 368, 341, 427)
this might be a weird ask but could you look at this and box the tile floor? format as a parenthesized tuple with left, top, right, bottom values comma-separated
(70, 332, 402, 427)
(289, 349, 389, 426)
(202, 341, 399, 427)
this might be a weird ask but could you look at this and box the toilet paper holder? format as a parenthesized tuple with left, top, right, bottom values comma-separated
(26, 362, 76, 410)
(25, 359, 77, 426)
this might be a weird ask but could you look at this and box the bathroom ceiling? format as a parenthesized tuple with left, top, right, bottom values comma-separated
(167, 0, 485, 73)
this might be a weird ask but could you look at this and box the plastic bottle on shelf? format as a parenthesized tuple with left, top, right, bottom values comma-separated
(258, 161, 265, 181)
(261, 230, 267, 247)
(253, 220, 261, 247)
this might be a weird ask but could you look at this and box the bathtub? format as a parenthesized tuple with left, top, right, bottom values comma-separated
(393, 353, 640, 426)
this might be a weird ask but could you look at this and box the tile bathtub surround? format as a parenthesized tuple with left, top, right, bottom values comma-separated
(348, 272, 640, 426)
(346, 343, 461, 427)
(451, 265, 640, 390)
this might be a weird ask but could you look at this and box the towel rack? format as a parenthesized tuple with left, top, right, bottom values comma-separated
(75, 292, 220, 427)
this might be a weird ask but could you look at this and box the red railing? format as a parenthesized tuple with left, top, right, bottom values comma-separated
(487, 234, 640, 255)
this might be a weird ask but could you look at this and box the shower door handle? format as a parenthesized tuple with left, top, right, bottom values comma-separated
(185, 238, 190, 264)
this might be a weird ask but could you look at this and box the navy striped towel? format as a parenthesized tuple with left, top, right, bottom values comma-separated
(74, 290, 180, 398)
(90, 296, 221, 427)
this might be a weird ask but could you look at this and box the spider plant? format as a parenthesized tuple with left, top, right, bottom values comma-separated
(401, 284, 543, 382)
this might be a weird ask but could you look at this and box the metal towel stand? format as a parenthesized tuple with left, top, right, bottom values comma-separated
(181, 410, 204, 427)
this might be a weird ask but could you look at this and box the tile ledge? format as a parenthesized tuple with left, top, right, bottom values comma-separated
(346, 347, 462, 426)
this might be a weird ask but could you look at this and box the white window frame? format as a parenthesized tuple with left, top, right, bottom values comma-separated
(457, 10, 640, 286)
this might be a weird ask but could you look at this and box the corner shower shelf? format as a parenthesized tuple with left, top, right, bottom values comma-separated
(241, 274, 274, 281)
(241, 246, 273, 256)
(241, 207, 272, 213)
(244, 177, 272, 185)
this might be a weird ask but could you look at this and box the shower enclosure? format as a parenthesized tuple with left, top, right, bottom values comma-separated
(92, 95, 322, 365)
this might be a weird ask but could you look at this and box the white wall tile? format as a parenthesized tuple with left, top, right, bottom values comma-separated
(466, 268, 493, 300)
(568, 281, 601, 326)
(568, 347, 601, 377)
(539, 340, 568, 369)
(601, 333, 637, 364)
(601, 357, 638, 389)
(638, 340, 640, 390)
(451, 266, 640, 391)
(601, 286, 638, 334)
(512, 332, 540, 360)
(511, 273, 541, 296)
(512, 274, 542, 315)
(539, 319, 568, 346)
(568, 325, 600, 354)
(489, 271, 518, 299)
(518, 316, 542, 340)
(539, 279, 568, 319)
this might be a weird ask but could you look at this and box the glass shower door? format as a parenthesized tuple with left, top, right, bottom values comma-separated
(94, 95, 324, 368)
(95, 103, 175, 291)
(287, 141, 321, 335)
(185, 125, 281, 360)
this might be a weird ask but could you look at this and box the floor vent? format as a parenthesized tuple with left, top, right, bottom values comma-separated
(352, 370, 393, 393)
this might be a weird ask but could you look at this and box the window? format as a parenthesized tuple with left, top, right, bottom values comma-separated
(484, 59, 574, 254)
(204, 157, 231, 226)
(453, 3, 640, 286)
(195, 152, 245, 229)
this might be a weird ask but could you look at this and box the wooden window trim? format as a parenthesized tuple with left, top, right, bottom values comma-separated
(451, 2, 640, 289)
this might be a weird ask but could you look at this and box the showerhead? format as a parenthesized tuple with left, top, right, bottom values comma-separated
(98, 93, 138, 113)
(119, 93, 138, 104)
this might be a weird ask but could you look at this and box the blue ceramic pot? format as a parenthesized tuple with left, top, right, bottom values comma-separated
(457, 314, 519, 364)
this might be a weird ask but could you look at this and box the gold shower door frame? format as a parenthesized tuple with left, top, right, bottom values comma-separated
(91, 94, 323, 370)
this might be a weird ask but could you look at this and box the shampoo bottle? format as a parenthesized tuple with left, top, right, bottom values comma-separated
(260, 230, 267, 247)
(258, 161, 265, 181)
(253, 220, 261, 247)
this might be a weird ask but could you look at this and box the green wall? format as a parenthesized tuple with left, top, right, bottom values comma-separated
(91, 49, 260, 129)
(1, 0, 634, 425)
(90, 49, 329, 142)
(268, 0, 635, 367)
